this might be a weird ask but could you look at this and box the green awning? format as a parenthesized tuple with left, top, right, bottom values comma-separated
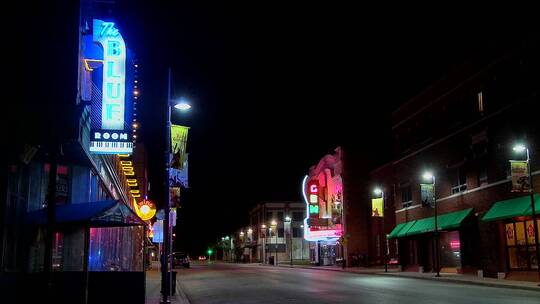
(388, 221, 416, 239)
(388, 208, 473, 238)
(482, 194, 540, 222)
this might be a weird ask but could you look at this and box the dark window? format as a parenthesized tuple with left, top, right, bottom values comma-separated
(451, 166, 467, 194)
(478, 162, 488, 187)
(292, 227, 303, 238)
(266, 212, 272, 221)
(277, 212, 284, 220)
(292, 211, 304, 221)
(278, 228, 284, 237)
(401, 184, 412, 208)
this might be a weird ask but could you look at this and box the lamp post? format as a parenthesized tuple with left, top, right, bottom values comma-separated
(285, 216, 292, 266)
(261, 225, 267, 264)
(162, 68, 191, 304)
(423, 171, 439, 277)
(271, 220, 278, 266)
(300, 225, 304, 261)
(513, 144, 540, 283)
(374, 187, 388, 272)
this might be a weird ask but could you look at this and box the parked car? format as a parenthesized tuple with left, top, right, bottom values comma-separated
(198, 256, 207, 261)
(172, 252, 190, 268)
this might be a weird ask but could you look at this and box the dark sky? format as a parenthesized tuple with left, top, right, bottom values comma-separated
(9, 1, 537, 255)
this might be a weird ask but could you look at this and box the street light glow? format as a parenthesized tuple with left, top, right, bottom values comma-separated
(261, 224, 266, 229)
(513, 144, 527, 153)
(247, 228, 253, 233)
(173, 99, 192, 111)
(271, 220, 277, 226)
(422, 171, 434, 181)
(285, 216, 291, 222)
(373, 187, 383, 196)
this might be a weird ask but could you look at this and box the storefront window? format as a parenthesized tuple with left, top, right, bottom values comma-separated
(88, 226, 143, 272)
(440, 231, 462, 268)
(506, 220, 539, 270)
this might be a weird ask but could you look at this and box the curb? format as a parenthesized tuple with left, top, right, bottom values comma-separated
(269, 264, 540, 292)
(175, 279, 192, 304)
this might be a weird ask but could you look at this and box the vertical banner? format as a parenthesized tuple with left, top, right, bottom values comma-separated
(152, 220, 163, 243)
(420, 183, 435, 207)
(510, 160, 530, 192)
(171, 125, 189, 169)
(170, 154, 189, 188)
(170, 187, 181, 208)
(371, 198, 383, 217)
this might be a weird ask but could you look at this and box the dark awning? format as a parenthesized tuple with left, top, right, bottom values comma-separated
(388, 208, 473, 239)
(482, 194, 540, 222)
(25, 200, 144, 227)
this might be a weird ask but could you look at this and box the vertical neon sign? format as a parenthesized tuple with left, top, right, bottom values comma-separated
(93, 19, 126, 130)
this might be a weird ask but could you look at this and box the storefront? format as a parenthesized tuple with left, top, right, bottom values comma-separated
(482, 194, 539, 273)
(389, 208, 474, 273)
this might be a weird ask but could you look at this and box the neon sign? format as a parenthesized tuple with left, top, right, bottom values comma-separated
(133, 198, 156, 221)
(89, 19, 132, 154)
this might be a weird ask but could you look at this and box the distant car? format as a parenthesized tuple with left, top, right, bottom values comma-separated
(172, 252, 190, 268)
(198, 256, 207, 261)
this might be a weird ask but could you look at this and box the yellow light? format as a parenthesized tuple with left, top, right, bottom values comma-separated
(134, 90, 139, 95)
(133, 123, 138, 128)
(140, 204, 150, 215)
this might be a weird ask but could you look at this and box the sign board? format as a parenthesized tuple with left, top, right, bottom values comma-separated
(371, 198, 383, 217)
(88, 19, 133, 154)
(510, 160, 530, 192)
(420, 183, 435, 207)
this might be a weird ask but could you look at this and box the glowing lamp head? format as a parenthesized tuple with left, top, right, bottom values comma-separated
(247, 228, 253, 233)
(271, 220, 277, 226)
(513, 144, 527, 153)
(240, 231, 244, 236)
(285, 216, 291, 222)
(261, 224, 267, 229)
(422, 171, 434, 181)
(173, 100, 192, 111)
(373, 188, 383, 196)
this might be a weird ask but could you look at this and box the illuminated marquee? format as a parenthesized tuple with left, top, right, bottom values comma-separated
(89, 19, 132, 154)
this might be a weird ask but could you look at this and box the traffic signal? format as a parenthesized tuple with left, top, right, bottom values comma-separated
(207, 249, 213, 255)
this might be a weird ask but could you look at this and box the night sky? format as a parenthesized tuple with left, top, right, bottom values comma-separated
(9, 2, 537, 255)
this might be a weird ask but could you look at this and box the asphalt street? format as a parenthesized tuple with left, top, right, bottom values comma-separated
(174, 262, 540, 304)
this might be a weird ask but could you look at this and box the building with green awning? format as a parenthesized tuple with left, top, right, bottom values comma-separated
(388, 208, 473, 239)
(482, 194, 540, 222)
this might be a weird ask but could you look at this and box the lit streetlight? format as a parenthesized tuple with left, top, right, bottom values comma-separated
(512, 144, 540, 283)
(162, 68, 192, 303)
(373, 187, 388, 272)
(422, 171, 439, 277)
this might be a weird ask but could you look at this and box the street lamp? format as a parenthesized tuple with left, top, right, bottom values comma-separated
(512, 144, 540, 283)
(261, 225, 267, 265)
(284, 216, 292, 266)
(422, 171, 439, 277)
(300, 225, 304, 261)
(373, 187, 388, 272)
(162, 69, 192, 303)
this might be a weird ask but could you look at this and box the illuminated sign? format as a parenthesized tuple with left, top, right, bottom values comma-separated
(133, 198, 156, 221)
(371, 198, 383, 217)
(89, 19, 132, 154)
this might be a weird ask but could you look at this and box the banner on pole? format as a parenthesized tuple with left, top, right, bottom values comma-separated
(371, 198, 383, 217)
(420, 183, 435, 207)
(510, 160, 530, 192)
(171, 125, 189, 170)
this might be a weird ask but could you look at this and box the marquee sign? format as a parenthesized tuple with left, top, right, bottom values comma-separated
(88, 19, 132, 154)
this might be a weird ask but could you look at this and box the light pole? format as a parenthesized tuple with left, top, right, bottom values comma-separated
(513, 144, 540, 283)
(162, 69, 191, 303)
(374, 187, 388, 272)
(271, 220, 277, 266)
(261, 225, 267, 264)
(300, 225, 304, 261)
(285, 216, 292, 266)
(423, 171, 439, 277)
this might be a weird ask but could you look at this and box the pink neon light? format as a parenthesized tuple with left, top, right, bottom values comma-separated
(450, 240, 460, 250)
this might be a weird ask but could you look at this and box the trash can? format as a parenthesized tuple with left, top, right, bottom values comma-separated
(268, 256, 274, 265)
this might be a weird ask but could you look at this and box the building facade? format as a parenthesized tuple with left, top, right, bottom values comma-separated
(248, 202, 309, 264)
(381, 39, 540, 280)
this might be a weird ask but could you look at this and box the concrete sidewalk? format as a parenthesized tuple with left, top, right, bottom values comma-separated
(146, 262, 191, 304)
(250, 263, 540, 292)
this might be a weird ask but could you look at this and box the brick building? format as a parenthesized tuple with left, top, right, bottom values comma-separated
(378, 39, 540, 280)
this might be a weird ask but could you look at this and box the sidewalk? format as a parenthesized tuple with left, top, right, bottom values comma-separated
(146, 262, 191, 304)
(259, 263, 540, 292)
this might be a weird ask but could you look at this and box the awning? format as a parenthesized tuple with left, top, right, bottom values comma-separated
(482, 194, 540, 222)
(388, 221, 416, 239)
(25, 200, 145, 227)
(388, 208, 473, 239)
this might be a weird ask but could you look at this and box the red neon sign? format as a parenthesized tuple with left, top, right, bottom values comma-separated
(450, 240, 460, 250)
